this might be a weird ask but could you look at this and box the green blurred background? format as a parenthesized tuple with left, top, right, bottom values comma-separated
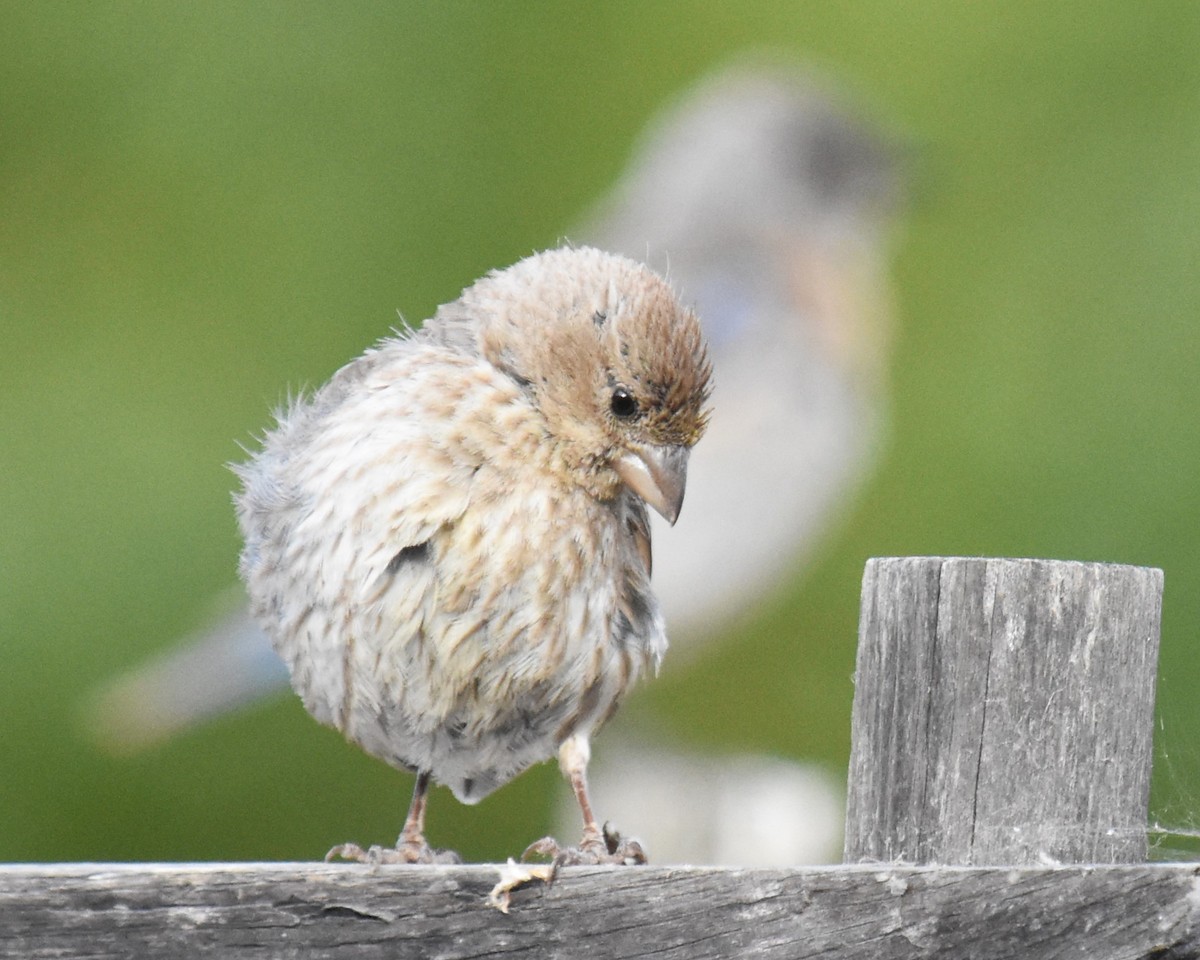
(4, 2, 1200, 862)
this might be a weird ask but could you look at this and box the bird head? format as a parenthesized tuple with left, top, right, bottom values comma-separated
(451, 246, 712, 523)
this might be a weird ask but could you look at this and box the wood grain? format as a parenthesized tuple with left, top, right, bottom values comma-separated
(1, 862, 1198, 959)
(845, 557, 1163, 865)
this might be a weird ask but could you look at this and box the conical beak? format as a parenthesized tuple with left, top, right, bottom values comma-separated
(614, 444, 690, 525)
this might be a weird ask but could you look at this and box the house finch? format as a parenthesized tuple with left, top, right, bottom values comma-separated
(233, 246, 711, 863)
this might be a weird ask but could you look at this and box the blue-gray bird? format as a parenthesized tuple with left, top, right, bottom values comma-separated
(90, 59, 901, 864)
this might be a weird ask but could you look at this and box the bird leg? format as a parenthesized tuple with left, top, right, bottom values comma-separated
(326, 770, 461, 864)
(522, 734, 647, 866)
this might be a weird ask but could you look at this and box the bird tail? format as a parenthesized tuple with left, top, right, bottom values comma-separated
(84, 587, 291, 754)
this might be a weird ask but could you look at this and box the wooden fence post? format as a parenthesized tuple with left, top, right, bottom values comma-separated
(844, 557, 1163, 866)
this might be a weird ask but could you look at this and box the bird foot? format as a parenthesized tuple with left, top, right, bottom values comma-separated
(522, 822, 647, 867)
(325, 839, 462, 865)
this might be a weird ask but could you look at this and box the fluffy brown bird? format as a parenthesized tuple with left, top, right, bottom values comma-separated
(234, 246, 711, 864)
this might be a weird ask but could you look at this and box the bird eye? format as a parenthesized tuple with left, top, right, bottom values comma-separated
(610, 386, 639, 419)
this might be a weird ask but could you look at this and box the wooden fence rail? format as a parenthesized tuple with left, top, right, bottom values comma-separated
(3, 861, 1199, 959)
(2, 557, 1190, 959)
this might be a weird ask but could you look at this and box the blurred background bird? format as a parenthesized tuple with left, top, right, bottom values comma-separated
(87, 60, 902, 865)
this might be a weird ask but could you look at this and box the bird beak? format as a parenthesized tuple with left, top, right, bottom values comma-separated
(614, 444, 690, 525)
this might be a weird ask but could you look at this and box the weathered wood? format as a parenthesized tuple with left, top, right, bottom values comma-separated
(845, 557, 1163, 865)
(0, 862, 1198, 959)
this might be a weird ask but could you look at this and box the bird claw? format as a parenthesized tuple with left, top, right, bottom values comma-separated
(521, 822, 647, 867)
(325, 840, 462, 865)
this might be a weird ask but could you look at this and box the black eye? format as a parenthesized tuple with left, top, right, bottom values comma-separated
(610, 386, 639, 419)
